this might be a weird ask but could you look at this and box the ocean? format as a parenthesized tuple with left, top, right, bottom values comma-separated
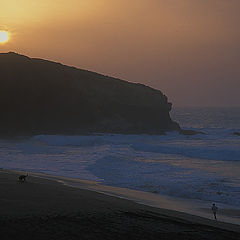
(0, 107, 239, 206)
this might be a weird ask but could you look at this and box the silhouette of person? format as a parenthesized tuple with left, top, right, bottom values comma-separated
(211, 203, 218, 220)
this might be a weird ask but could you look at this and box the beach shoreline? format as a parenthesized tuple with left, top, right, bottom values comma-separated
(4, 169, 240, 225)
(0, 168, 239, 239)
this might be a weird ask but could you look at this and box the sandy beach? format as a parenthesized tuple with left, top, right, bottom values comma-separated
(0, 169, 239, 240)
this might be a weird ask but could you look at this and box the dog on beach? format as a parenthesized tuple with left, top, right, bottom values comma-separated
(18, 174, 28, 182)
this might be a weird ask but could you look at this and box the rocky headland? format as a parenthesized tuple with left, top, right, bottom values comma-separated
(0, 52, 180, 136)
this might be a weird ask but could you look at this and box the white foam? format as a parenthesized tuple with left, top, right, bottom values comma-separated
(0, 130, 239, 207)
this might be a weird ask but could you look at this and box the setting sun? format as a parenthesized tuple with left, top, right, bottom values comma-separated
(0, 31, 9, 44)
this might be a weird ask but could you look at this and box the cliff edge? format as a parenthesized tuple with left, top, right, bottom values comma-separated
(0, 52, 180, 135)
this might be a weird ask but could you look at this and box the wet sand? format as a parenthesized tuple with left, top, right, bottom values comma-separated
(0, 169, 239, 240)
(23, 170, 240, 225)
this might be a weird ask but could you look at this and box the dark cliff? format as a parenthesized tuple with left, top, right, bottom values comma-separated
(0, 52, 179, 135)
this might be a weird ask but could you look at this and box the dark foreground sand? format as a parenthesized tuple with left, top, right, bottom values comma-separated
(0, 170, 239, 240)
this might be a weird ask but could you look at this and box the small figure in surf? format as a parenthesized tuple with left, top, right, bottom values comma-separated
(211, 203, 218, 220)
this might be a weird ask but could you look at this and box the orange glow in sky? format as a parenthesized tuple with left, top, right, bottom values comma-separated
(0, 0, 239, 107)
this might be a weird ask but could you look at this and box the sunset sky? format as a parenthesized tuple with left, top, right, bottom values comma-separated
(1, 0, 239, 107)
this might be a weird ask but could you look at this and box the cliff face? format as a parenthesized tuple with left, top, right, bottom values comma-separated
(0, 52, 179, 135)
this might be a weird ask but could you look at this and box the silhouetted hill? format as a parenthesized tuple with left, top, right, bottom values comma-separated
(0, 52, 179, 135)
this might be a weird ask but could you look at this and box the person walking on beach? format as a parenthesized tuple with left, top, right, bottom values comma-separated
(211, 203, 218, 220)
